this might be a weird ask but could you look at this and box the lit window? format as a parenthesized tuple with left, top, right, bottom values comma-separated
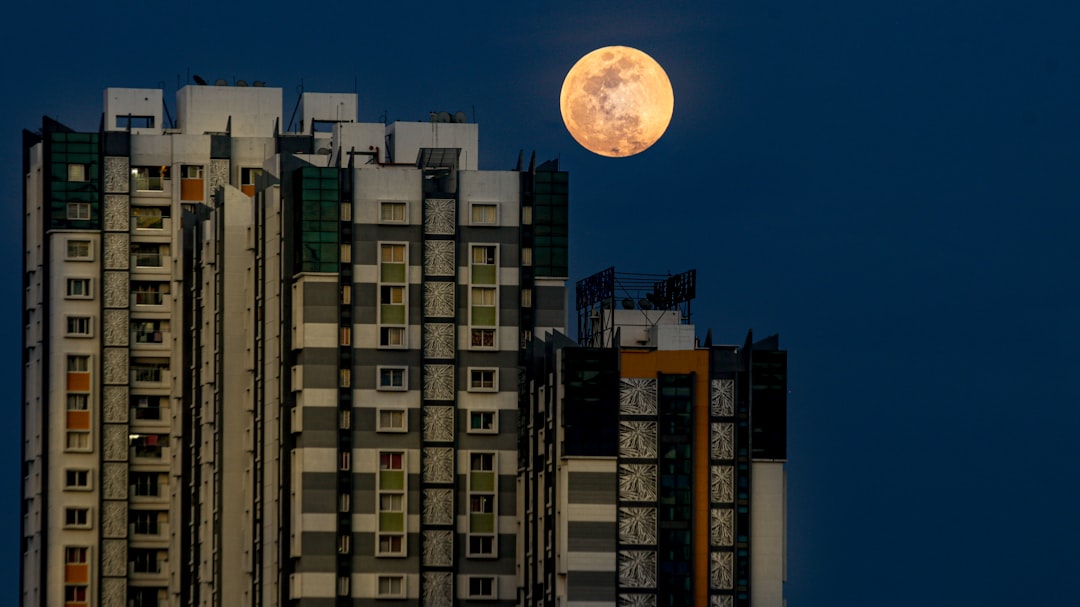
(337, 575, 350, 596)
(66, 316, 91, 337)
(66, 240, 91, 260)
(380, 201, 406, 223)
(471, 287, 496, 306)
(67, 164, 89, 182)
(64, 509, 90, 528)
(469, 411, 496, 433)
(381, 243, 405, 264)
(377, 575, 405, 598)
(132, 166, 167, 191)
(66, 203, 91, 220)
(67, 355, 89, 373)
(469, 369, 497, 392)
(339, 368, 351, 388)
(132, 320, 167, 344)
(377, 409, 407, 432)
(521, 247, 532, 266)
(521, 206, 533, 225)
(381, 285, 405, 305)
(132, 206, 165, 229)
(66, 278, 91, 298)
(65, 469, 90, 490)
(472, 245, 495, 266)
(471, 203, 497, 225)
(378, 367, 406, 391)
(241, 167, 262, 187)
(65, 432, 90, 451)
(521, 287, 532, 308)
(339, 327, 351, 346)
(468, 576, 496, 599)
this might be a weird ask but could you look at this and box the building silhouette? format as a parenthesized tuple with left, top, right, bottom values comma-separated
(22, 84, 783, 607)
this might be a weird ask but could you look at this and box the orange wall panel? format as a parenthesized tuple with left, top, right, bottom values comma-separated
(66, 373, 90, 392)
(65, 563, 88, 584)
(180, 178, 204, 201)
(66, 411, 90, 430)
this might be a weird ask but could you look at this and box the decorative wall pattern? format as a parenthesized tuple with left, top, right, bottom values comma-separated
(710, 465, 734, 503)
(710, 551, 734, 590)
(424, 281, 455, 316)
(618, 464, 657, 502)
(423, 364, 454, 401)
(618, 550, 657, 589)
(618, 421, 658, 459)
(422, 572, 452, 607)
(103, 309, 129, 347)
(103, 194, 129, 231)
(101, 463, 127, 500)
(100, 540, 127, 576)
(424, 198, 456, 235)
(103, 272, 129, 308)
(103, 348, 129, 385)
(618, 507, 657, 545)
(102, 425, 128, 462)
(619, 378, 657, 415)
(103, 157, 129, 193)
(423, 323, 455, 359)
(102, 386, 127, 423)
(423, 406, 455, 443)
(101, 501, 127, 538)
(423, 488, 454, 525)
(423, 240, 455, 276)
(423, 530, 454, 567)
(423, 447, 454, 484)
(710, 508, 735, 547)
(209, 159, 230, 195)
(711, 379, 735, 417)
(619, 595, 657, 607)
(710, 595, 734, 607)
(101, 577, 125, 606)
(103, 232, 130, 270)
(710, 422, 734, 460)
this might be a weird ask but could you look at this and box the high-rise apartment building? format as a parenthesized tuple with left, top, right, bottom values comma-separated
(519, 268, 787, 607)
(22, 83, 568, 607)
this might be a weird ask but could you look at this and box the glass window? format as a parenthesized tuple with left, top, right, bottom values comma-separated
(377, 575, 405, 598)
(379, 452, 403, 470)
(67, 164, 89, 182)
(378, 367, 406, 390)
(469, 411, 496, 433)
(380, 201, 406, 223)
(64, 508, 90, 528)
(66, 203, 91, 220)
(469, 369, 496, 392)
(132, 166, 167, 191)
(468, 576, 495, 598)
(66, 278, 91, 298)
(65, 469, 90, 489)
(66, 240, 91, 259)
(67, 355, 89, 373)
(181, 165, 204, 179)
(66, 316, 91, 336)
(471, 204, 497, 225)
(377, 409, 406, 432)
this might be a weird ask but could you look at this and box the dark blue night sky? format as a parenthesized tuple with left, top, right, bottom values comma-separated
(2, 1, 1078, 605)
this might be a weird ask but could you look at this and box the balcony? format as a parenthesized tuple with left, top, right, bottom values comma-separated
(130, 364, 170, 388)
(131, 216, 172, 233)
(131, 327, 170, 351)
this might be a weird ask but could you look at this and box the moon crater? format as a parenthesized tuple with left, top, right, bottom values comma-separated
(560, 46, 674, 157)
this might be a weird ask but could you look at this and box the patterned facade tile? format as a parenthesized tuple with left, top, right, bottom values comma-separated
(103, 309, 129, 347)
(710, 508, 734, 547)
(423, 323, 455, 360)
(422, 529, 453, 567)
(102, 271, 129, 309)
(103, 232, 130, 270)
(101, 577, 126, 606)
(710, 465, 734, 504)
(710, 551, 734, 590)
(618, 507, 657, 545)
(424, 240, 455, 276)
(710, 422, 734, 460)
(423, 198, 456, 235)
(422, 488, 454, 525)
(209, 159, 230, 196)
(100, 540, 127, 576)
(103, 157, 129, 193)
(618, 464, 657, 502)
(423, 406, 455, 443)
(102, 424, 128, 462)
(102, 348, 128, 385)
(101, 500, 127, 538)
(710, 379, 734, 417)
(103, 194, 129, 231)
(619, 378, 657, 416)
(619, 421, 657, 459)
(102, 386, 128, 423)
(423, 447, 454, 484)
(618, 550, 657, 589)
(101, 462, 127, 500)
(619, 595, 657, 607)
(424, 281, 455, 317)
(423, 364, 454, 401)
(422, 572, 452, 607)
(710, 595, 734, 607)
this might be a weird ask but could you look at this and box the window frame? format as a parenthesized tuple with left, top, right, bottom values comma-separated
(470, 203, 498, 225)
(468, 368, 498, 393)
(379, 201, 407, 224)
(376, 408, 408, 433)
(468, 410, 498, 434)
(466, 575, 497, 600)
(64, 469, 91, 491)
(65, 278, 92, 299)
(66, 240, 92, 260)
(64, 508, 91, 529)
(66, 202, 91, 221)
(377, 574, 406, 599)
(377, 366, 407, 391)
(65, 316, 92, 337)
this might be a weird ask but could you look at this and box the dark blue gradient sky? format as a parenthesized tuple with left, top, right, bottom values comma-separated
(3, 2, 1079, 605)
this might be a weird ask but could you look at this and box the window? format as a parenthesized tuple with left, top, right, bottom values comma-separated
(521, 287, 532, 308)
(377, 409, 407, 432)
(64, 585, 88, 605)
(116, 115, 154, 129)
(337, 575, 351, 596)
(241, 167, 262, 197)
(131, 511, 160, 535)
(64, 508, 90, 528)
(471, 203, 497, 225)
(380, 494, 403, 512)
(132, 166, 167, 191)
(132, 396, 162, 420)
(132, 206, 165, 229)
(130, 434, 167, 459)
(338, 534, 351, 554)
(469, 411, 496, 433)
(380, 327, 405, 348)
(66, 203, 91, 220)
(339, 410, 351, 430)
(66, 278, 91, 298)
(131, 472, 160, 497)
(339, 368, 351, 388)
(469, 368, 497, 392)
(521, 205, 533, 225)
(132, 243, 166, 267)
(132, 362, 167, 383)
(471, 452, 494, 472)
(181, 165, 204, 179)
(66, 316, 91, 337)
(132, 281, 168, 305)
(380, 201, 406, 223)
(65, 469, 90, 490)
(65, 432, 90, 451)
(380, 452, 403, 470)
(468, 576, 496, 599)
(67, 394, 89, 411)
(521, 247, 532, 266)
(378, 367, 406, 390)
(378, 534, 403, 556)
(131, 548, 161, 573)
(468, 535, 494, 556)
(471, 329, 495, 349)
(67, 164, 89, 182)
(67, 355, 89, 373)
(66, 240, 91, 260)
(471, 495, 494, 514)
(377, 575, 406, 599)
(380, 243, 406, 267)
(132, 320, 167, 344)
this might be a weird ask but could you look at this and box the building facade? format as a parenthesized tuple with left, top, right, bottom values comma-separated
(22, 84, 568, 607)
(519, 268, 787, 607)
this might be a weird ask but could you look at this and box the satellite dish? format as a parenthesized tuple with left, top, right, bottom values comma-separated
(437, 111, 451, 123)
(214, 79, 227, 86)
(236, 80, 248, 87)
(252, 81, 266, 87)
(454, 111, 467, 123)
(638, 299, 653, 310)
(317, 147, 331, 155)
(193, 75, 207, 85)
(622, 298, 635, 310)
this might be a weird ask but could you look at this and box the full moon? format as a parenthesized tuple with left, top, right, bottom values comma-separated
(560, 46, 674, 157)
